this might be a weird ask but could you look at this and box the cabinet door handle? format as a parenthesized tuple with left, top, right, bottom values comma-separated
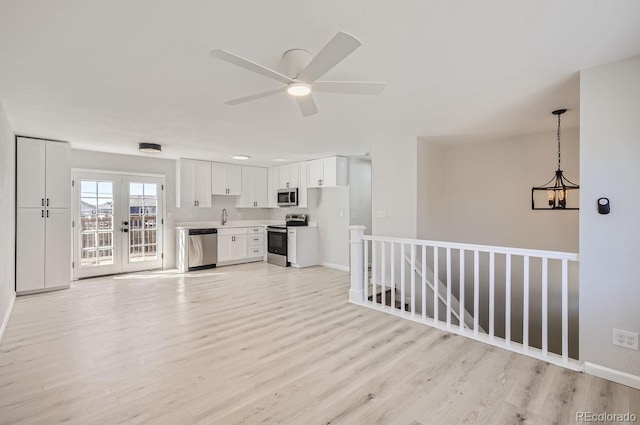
(286, 182, 289, 188)
(41, 198, 44, 206)
(41, 210, 44, 218)
(46, 198, 50, 206)
(46, 210, 49, 218)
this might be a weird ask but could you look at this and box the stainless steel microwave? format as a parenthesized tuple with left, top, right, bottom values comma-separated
(277, 188, 298, 207)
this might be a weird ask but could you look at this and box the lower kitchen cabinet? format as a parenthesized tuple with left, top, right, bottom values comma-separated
(217, 227, 264, 264)
(16, 207, 71, 293)
(287, 227, 318, 268)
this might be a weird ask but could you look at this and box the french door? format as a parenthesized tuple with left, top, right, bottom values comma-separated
(73, 172, 164, 279)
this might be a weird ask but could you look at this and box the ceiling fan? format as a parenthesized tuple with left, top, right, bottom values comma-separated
(210, 32, 385, 117)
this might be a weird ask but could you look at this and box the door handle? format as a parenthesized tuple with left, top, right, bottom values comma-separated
(123, 221, 129, 226)
(46, 210, 49, 218)
(41, 210, 44, 218)
(46, 198, 50, 206)
(122, 228, 129, 233)
(41, 198, 44, 206)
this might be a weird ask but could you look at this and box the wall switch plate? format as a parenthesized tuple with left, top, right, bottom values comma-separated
(167, 211, 173, 219)
(377, 210, 387, 219)
(613, 328, 639, 350)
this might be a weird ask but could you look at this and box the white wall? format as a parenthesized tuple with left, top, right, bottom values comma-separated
(417, 141, 445, 240)
(71, 149, 271, 268)
(580, 55, 640, 379)
(0, 101, 16, 340)
(418, 128, 580, 251)
(348, 157, 372, 235)
(372, 137, 418, 238)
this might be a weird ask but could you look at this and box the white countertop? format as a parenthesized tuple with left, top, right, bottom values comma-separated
(174, 220, 317, 230)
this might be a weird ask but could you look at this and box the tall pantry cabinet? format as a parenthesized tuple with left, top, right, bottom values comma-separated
(16, 137, 71, 294)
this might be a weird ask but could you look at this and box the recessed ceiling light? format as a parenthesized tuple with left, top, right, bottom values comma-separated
(139, 142, 162, 153)
(287, 83, 312, 97)
(273, 159, 288, 162)
(232, 155, 251, 160)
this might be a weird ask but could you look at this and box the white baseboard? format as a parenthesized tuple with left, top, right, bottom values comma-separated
(320, 262, 350, 272)
(584, 362, 640, 390)
(0, 292, 16, 344)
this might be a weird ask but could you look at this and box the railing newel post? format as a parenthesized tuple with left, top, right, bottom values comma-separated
(349, 225, 366, 303)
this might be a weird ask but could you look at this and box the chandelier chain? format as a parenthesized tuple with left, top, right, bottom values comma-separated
(557, 112, 562, 170)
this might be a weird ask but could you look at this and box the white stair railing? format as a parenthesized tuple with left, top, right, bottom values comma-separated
(349, 225, 580, 371)
(401, 252, 480, 332)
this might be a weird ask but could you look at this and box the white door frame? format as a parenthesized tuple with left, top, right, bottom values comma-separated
(71, 169, 166, 280)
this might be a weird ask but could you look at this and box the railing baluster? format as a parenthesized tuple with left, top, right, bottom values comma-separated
(542, 257, 548, 357)
(363, 239, 369, 303)
(523, 255, 529, 351)
(562, 258, 569, 362)
(410, 244, 416, 316)
(459, 249, 465, 331)
(489, 251, 495, 339)
(422, 245, 427, 320)
(400, 243, 406, 313)
(372, 240, 377, 306)
(473, 250, 479, 335)
(391, 243, 396, 310)
(446, 247, 452, 327)
(381, 241, 386, 308)
(505, 254, 512, 345)
(434, 247, 439, 323)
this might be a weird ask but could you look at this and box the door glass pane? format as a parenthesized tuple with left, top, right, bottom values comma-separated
(129, 182, 158, 262)
(80, 180, 115, 267)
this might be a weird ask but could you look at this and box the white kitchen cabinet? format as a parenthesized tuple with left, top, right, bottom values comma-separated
(17, 137, 70, 209)
(16, 137, 71, 294)
(279, 163, 299, 189)
(287, 227, 318, 268)
(236, 166, 268, 208)
(211, 162, 242, 196)
(16, 208, 46, 292)
(45, 142, 72, 208)
(176, 159, 211, 208)
(45, 208, 71, 288)
(268, 167, 280, 208)
(298, 161, 308, 208)
(217, 228, 253, 263)
(219, 234, 247, 261)
(307, 156, 348, 188)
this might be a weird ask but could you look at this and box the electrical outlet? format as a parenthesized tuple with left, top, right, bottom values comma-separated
(613, 328, 639, 350)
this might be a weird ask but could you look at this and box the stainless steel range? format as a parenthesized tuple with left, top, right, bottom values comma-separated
(266, 214, 308, 266)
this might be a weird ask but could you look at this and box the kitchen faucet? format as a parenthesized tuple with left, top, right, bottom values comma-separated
(222, 208, 228, 226)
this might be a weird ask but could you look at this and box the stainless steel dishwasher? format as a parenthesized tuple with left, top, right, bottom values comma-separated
(188, 228, 218, 271)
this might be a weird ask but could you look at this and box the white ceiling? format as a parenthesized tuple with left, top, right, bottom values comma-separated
(0, 0, 639, 166)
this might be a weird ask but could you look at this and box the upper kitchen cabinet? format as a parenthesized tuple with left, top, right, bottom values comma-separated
(267, 167, 280, 208)
(237, 166, 268, 208)
(211, 162, 242, 195)
(17, 137, 70, 209)
(176, 158, 211, 208)
(278, 163, 299, 189)
(307, 156, 348, 188)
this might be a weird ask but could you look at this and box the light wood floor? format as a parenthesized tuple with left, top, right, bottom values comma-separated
(1, 263, 638, 425)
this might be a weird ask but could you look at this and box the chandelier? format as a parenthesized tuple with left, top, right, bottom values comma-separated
(531, 109, 579, 210)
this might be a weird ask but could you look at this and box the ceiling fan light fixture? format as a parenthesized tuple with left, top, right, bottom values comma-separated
(139, 142, 162, 153)
(287, 82, 312, 97)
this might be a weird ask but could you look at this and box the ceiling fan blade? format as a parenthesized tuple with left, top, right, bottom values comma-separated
(313, 81, 385, 95)
(225, 87, 287, 105)
(296, 95, 318, 117)
(210, 49, 294, 84)
(297, 32, 361, 83)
